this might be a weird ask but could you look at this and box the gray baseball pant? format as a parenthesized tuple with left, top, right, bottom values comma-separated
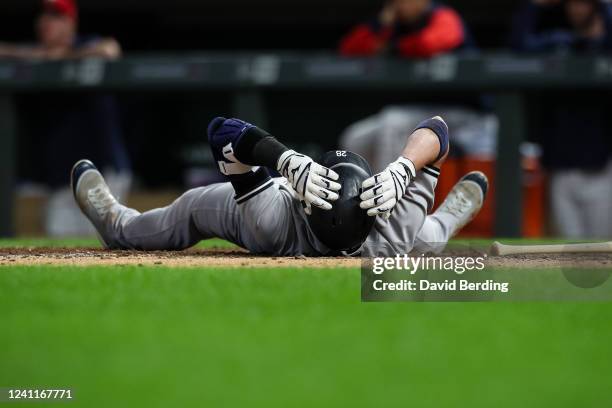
(107, 167, 453, 256)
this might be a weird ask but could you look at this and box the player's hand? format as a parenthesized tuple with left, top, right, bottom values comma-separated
(360, 156, 416, 219)
(277, 150, 341, 215)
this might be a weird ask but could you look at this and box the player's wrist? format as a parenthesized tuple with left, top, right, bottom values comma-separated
(234, 125, 290, 169)
(395, 156, 416, 180)
(413, 116, 449, 163)
(277, 150, 297, 173)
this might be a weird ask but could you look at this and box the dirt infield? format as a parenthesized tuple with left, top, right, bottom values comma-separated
(0, 247, 360, 268)
(0, 247, 611, 268)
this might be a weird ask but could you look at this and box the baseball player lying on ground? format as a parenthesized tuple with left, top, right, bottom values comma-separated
(71, 115, 488, 256)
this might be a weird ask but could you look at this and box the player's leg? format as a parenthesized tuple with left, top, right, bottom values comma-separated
(116, 184, 245, 250)
(71, 159, 247, 250)
(413, 171, 488, 253)
(118, 181, 300, 252)
(72, 158, 305, 254)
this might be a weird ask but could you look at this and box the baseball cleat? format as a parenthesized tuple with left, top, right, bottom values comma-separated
(436, 171, 488, 237)
(71, 160, 119, 249)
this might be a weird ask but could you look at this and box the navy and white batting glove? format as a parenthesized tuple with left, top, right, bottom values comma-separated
(360, 156, 417, 219)
(277, 150, 341, 215)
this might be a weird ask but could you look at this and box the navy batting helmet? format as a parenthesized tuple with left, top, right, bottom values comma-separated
(307, 150, 376, 251)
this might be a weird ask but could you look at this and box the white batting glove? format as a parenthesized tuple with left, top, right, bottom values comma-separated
(277, 150, 342, 215)
(360, 156, 417, 219)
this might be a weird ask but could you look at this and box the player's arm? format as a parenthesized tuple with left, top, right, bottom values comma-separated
(360, 116, 449, 218)
(236, 125, 342, 214)
(209, 117, 341, 214)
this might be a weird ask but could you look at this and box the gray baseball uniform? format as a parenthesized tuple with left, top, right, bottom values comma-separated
(105, 165, 453, 257)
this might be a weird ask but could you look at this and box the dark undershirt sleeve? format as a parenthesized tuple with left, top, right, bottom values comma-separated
(234, 126, 289, 169)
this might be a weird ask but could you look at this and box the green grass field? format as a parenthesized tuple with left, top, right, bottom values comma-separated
(1, 239, 611, 407)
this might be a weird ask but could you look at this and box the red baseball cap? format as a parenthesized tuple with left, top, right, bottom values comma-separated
(42, 0, 78, 21)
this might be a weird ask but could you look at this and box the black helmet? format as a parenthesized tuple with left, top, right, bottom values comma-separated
(307, 151, 376, 251)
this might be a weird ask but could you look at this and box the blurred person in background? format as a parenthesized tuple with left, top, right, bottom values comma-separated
(512, 0, 612, 52)
(338, 1, 497, 181)
(512, 0, 612, 238)
(0, 0, 120, 59)
(0, 0, 131, 237)
(339, 0, 473, 57)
